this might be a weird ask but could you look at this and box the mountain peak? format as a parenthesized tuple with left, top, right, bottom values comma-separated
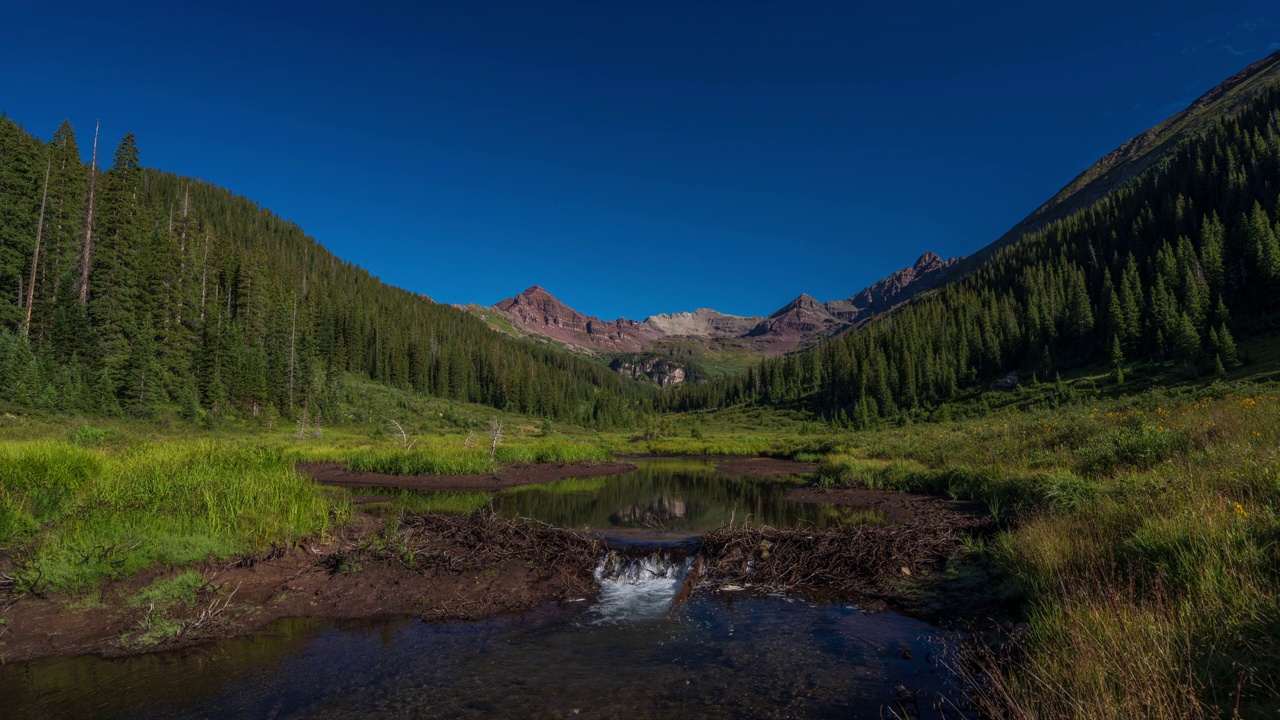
(486, 249, 960, 359)
(913, 252, 942, 270)
(824, 251, 962, 324)
(789, 292, 821, 306)
(490, 285, 663, 353)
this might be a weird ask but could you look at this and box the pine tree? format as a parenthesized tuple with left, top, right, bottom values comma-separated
(89, 134, 147, 388)
(1109, 334, 1125, 384)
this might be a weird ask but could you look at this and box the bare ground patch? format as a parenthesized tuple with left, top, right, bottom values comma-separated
(714, 457, 819, 476)
(0, 513, 601, 664)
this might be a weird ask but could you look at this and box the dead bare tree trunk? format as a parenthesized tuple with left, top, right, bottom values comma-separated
(384, 417, 416, 450)
(78, 121, 99, 305)
(176, 186, 188, 325)
(488, 420, 503, 463)
(289, 294, 297, 409)
(23, 161, 52, 335)
(295, 404, 309, 440)
(199, 229, 210, 320)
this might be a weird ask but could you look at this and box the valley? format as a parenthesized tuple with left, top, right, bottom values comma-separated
(1, 25, 1279, 720)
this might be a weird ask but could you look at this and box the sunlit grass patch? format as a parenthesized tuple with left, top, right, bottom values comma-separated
(0, 441, 344, 594)
(348, 447, 496, 476)
(347, 436, 613, 476)
(637, 436, 777, 456)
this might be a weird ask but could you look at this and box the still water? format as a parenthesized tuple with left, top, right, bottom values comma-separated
(490, 457, 884, 538)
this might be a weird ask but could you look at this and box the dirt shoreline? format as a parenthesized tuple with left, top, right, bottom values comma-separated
(1, 480, 1001, 665)
(297, 459, 638, 493)
(0, 514, 601, 665)
(786, 485, 988, 526)
(714, 457, 818, 476)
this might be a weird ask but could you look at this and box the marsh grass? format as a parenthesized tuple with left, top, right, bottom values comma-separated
(2, 372, 1277, 716)
(347, 437, 612, 476)
(634, 436, 778, 456)
(816, 384, 1280, 718)
(130, 571, 204, 610)
(0, 441, 343, 594)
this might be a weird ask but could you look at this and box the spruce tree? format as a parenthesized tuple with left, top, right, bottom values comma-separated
(1109, 334, 1125, 384)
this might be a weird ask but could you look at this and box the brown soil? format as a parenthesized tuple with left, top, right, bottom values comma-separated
(732, 486, 1010, 628)
(785, 485, 988, 526)
(297, 460, 637, 493)
(0, 513, 600, 664)
(714, 457, 818, 476)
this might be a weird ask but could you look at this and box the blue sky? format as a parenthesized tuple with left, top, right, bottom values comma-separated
(3, 1, 1278, 319)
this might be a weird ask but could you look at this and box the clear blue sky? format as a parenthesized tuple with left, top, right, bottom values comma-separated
(3, 2, 1278, 319)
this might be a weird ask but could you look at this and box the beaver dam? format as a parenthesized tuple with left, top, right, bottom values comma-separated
(2, 458, 999, 719)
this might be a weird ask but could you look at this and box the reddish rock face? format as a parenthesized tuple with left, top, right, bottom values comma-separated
(745, 294, 845, 348)
(487, 252, 962, 361)
(493, 286, 665, 352)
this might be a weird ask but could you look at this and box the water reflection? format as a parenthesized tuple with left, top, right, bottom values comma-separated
(492, 458, 881, 534)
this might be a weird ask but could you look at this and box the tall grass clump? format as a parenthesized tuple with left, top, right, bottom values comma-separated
(348, 448, 497, 476)
(347, 436, 613, 475)
(637, 436, 777, 456)
(829, 384, 1280, 718)
(1, 441, 344, 593)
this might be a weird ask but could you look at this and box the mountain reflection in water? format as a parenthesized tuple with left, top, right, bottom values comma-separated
(492, 458, 884, 535)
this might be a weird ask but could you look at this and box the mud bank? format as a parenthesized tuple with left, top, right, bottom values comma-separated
(2, 482, 1002, 664)
(785, 485, 988, 525)
(714, 457, 819, 476)
(0, 514, 600, 664)
(297, 460, 638, 493)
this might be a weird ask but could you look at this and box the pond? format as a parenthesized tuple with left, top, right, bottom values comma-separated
(490, 457, 885, 540)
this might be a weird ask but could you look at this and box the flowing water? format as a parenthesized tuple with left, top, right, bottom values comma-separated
(0, 459, 968, 719)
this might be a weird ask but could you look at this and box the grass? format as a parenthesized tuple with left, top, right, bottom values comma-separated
(129, 571, 204, 610)
(811, 383, 1280, 719)
(2, 368, 1277, 717)
(0, 441, 344, 594)
(346, 437, 613, 476)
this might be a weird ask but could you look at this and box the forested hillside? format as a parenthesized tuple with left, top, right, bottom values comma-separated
(666, 85, 1280, 420)
(4, 81, 1279, 431)
(0, 117, 650, 426)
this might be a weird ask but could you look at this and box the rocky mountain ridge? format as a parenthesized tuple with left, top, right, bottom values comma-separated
(957, 48, 1280, 275)
(467, 252, 963, 372)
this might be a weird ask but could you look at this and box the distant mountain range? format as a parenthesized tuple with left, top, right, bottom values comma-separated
(461, 252, 961, 380)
